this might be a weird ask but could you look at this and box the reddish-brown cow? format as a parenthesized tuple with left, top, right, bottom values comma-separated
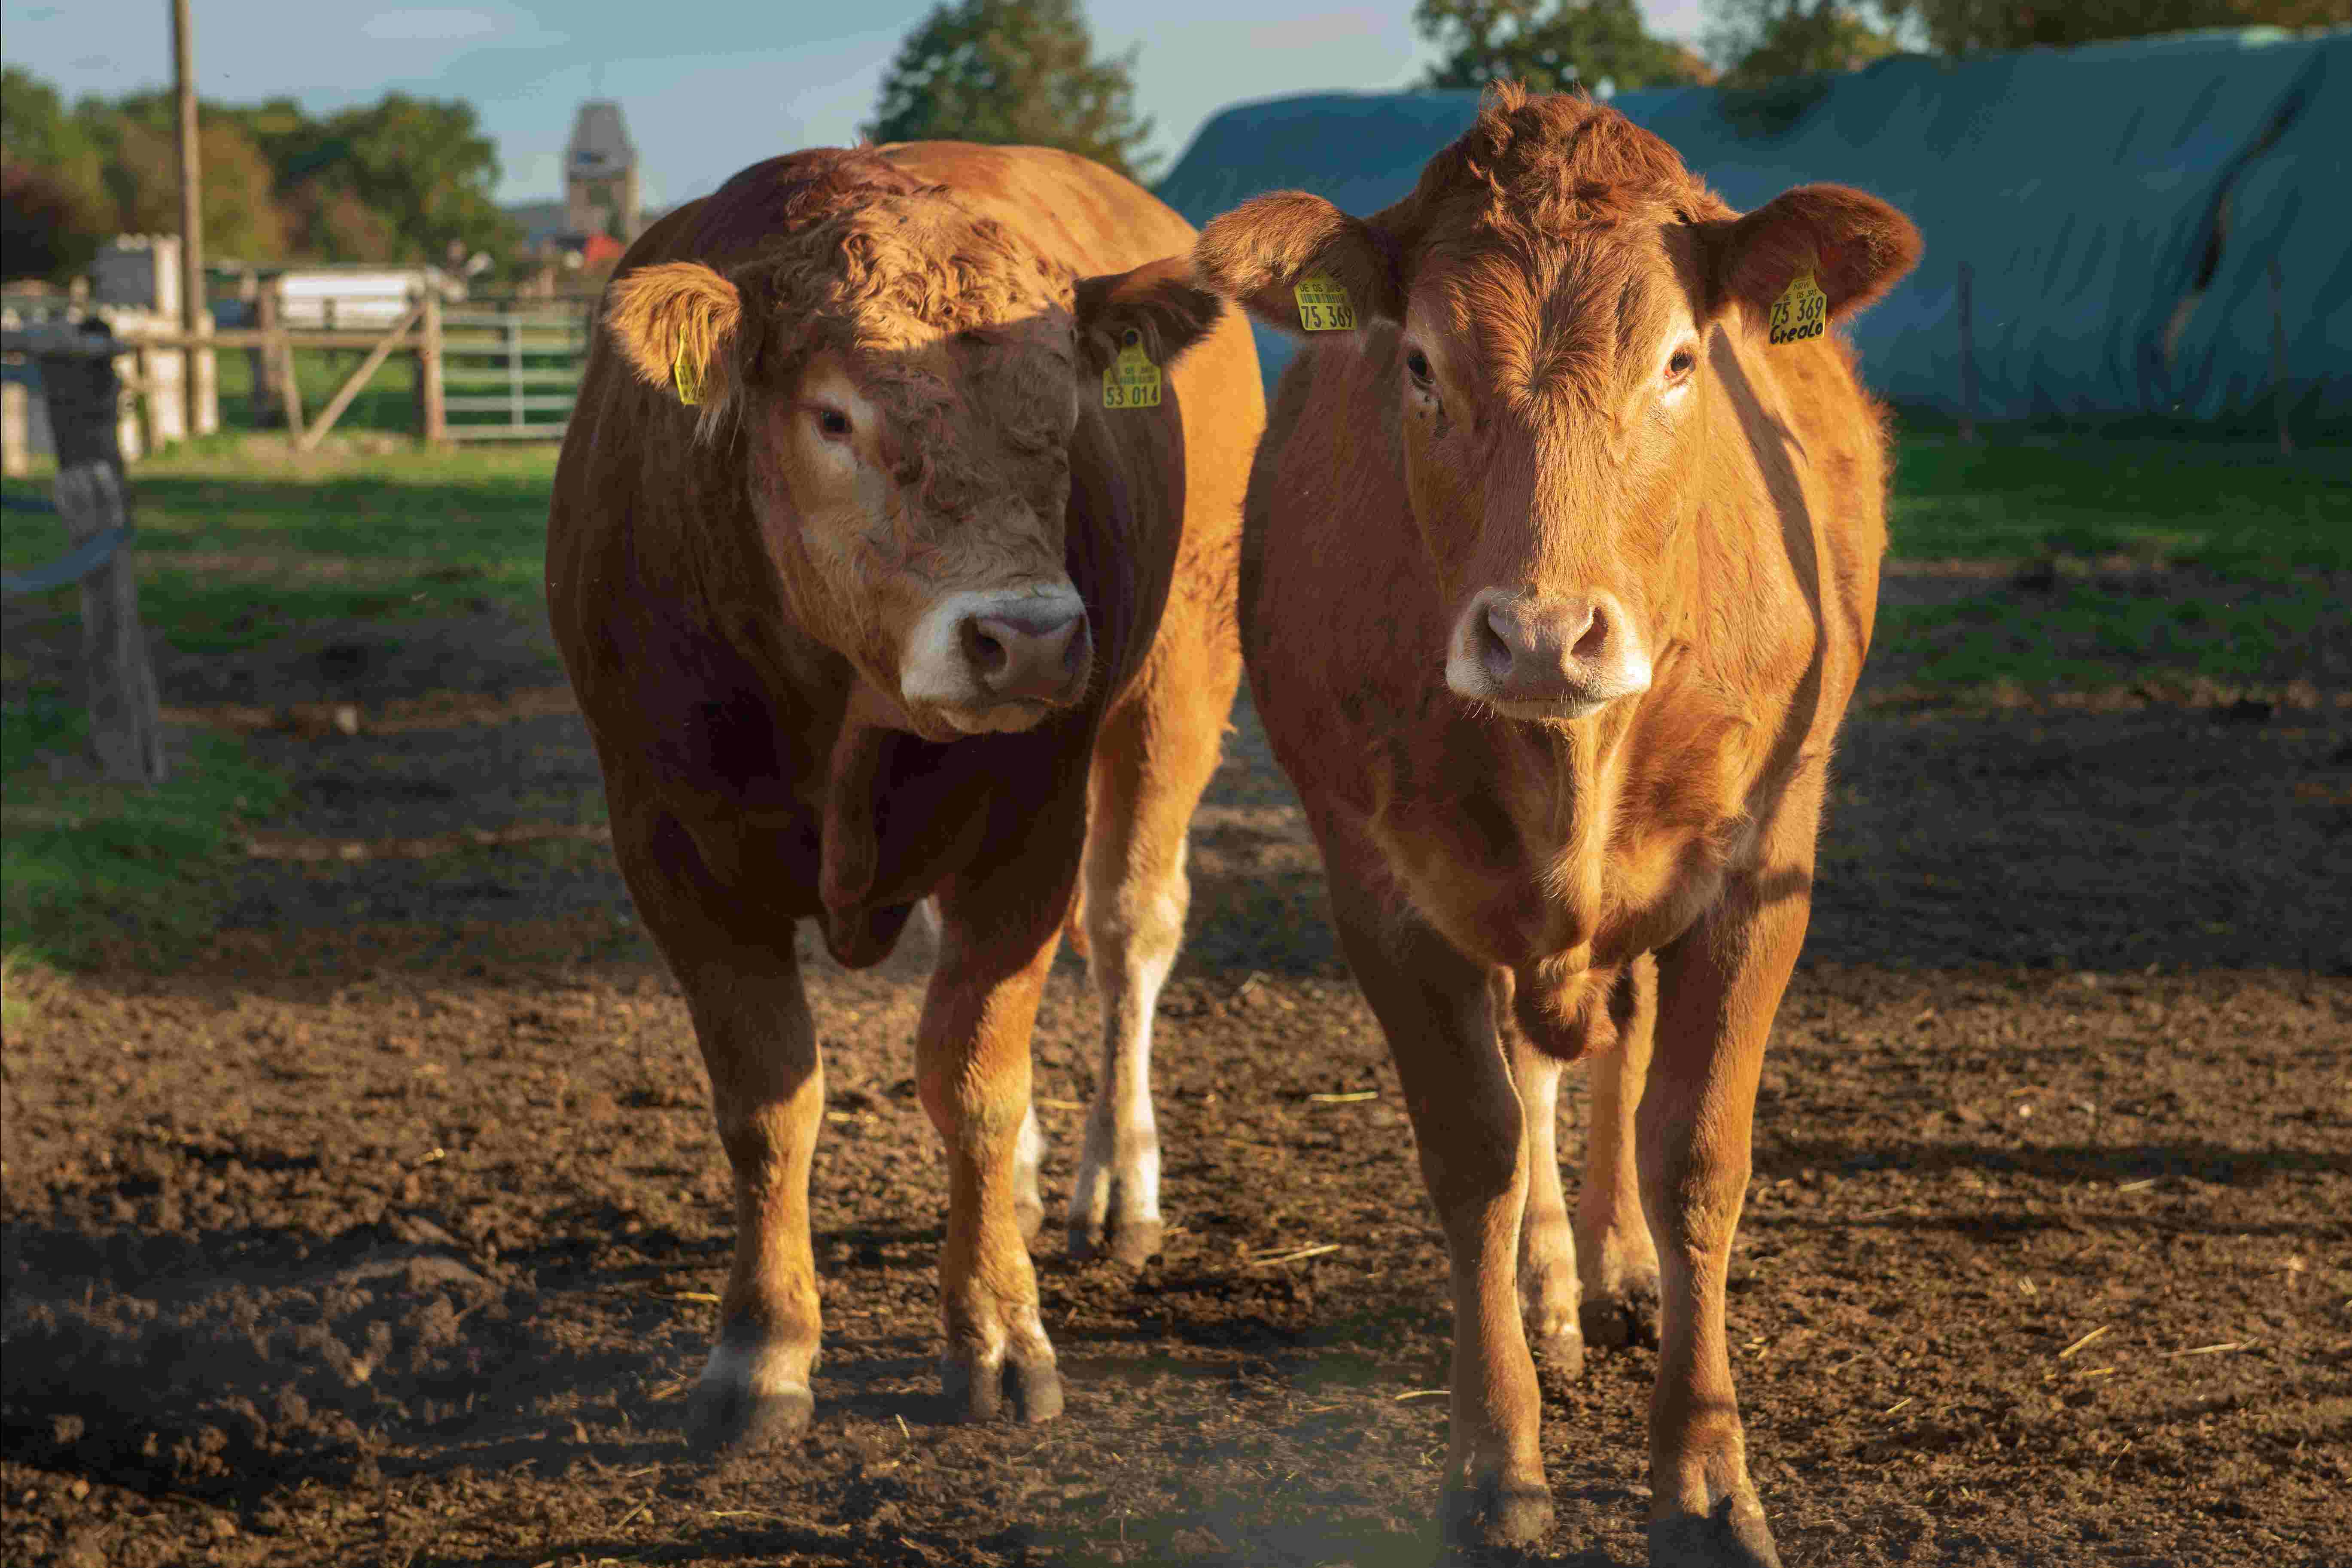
(1194, 88, 1919, 1564)
(548, 143, 1260, 1440)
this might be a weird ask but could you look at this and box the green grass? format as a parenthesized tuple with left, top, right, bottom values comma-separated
(3, 443, 558, 651)
(1876, 584, 2332, 690)
(1888, 434, 2352, 576)
(1, 690, 289, 968)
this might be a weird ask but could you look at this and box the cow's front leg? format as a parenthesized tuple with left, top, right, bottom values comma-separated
(1497, 973, 1583, 1385)
(669, 938, 825, 1450)
(920, 874, 1068, 1424)
(1639, 887, 1802, 1568)
(1582, 954, 1662, 1349)
(1337, 898, 1550, 1550)
(1068, 685, 1221, 1267)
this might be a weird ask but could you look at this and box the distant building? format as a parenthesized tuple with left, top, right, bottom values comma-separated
(566, 100, 643, 243)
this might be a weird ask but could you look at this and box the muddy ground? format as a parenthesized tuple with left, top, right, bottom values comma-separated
(3, 586, 2349, 1568)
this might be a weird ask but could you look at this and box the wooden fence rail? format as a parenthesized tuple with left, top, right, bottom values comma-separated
(3, 292, 593, 454)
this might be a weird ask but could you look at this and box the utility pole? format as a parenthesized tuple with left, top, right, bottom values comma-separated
(172, 0, 204, 441)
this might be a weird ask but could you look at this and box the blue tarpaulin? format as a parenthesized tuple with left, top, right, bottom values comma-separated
(1154, 27, 2352, 423)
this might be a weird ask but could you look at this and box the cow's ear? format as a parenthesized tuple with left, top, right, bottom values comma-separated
(1192, 191, 1405, 338)
(606, 261, 743, 407)
(1703, 183, 1921, 326)
(1072, 257, 1224, 377)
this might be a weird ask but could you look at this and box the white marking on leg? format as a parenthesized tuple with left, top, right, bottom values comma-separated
(1013, 1100, 1045, 1223)
(1071, 871, 1181, 1248)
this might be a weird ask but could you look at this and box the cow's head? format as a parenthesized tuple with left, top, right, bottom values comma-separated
(1196, 88, 1920, 723)
(606, 155, 1222, 740)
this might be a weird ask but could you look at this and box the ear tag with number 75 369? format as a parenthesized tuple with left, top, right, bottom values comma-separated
(1768, 270, 1828, 347)
(1102, 331, 1162, 410)
(1294, 274, 1357, 332)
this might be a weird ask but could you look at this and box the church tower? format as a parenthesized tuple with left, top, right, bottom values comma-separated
(563, 100, 642, 241)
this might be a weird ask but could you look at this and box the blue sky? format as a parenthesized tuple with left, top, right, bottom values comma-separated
(0, 2, 1714, 208)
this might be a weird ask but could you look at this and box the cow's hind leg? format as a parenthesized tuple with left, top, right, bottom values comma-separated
(1581, 955, 1663, 1349)
(1333, 877, 1550, 1550)
(618, 822, 824, 1452)
(1065, 678, 1225, 1268)
(921, 863, 1074, 1424)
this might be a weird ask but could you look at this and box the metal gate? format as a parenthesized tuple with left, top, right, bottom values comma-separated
(441, 307, 590, 441)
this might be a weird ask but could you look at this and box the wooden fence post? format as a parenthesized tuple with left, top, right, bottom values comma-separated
(274, 314, 306, 441)
(38, 330, 167, 785)
(2269, 256, 2292, 457)
(1957, 259, 1977, 444)
(415, 291, 447, 445)
(253, 282, 283, 426)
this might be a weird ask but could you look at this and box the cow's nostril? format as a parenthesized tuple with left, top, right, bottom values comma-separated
(1570, 603, 1608, 663)
(1479, 609, 1516, 682)
(961, 618, 1011, 681)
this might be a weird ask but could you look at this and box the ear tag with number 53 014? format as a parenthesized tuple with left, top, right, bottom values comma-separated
(1768, 270, 1828, 347)
(1103, 332, 1161, 410)
(673, 343, 703, 405)
(1294, 273, 1357, 332)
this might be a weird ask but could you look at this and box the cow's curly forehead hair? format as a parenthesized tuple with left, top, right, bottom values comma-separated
(731, 152, 1080, 541)
(1389, 86, 1736, 413)
(1395, 84, 1732, 242)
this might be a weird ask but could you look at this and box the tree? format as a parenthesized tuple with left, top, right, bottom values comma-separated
(97, 104, 289, 262)
(1893, 0, 2345, 52)
(1416, 0, 1714, 93)
(1707, 0, 1902, 85)
(1, 159, 105, 282)
(310, 95, 519, 264)
(863, 0, 1156, 182)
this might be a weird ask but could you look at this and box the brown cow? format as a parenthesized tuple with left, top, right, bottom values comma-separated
(1193, 88, 1919, 1564)
(547, 143, 1261, 1439)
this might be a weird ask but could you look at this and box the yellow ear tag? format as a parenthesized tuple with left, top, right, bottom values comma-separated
(1102, 332, 1161, 410)
(1768, 270, 1828, 347)
(672, 343, 704, 406)
(1293, 272, 1357, 332)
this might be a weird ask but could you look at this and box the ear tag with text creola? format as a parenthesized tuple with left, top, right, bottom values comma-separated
(1102, 331, 1162, 410)
(672, 343, 704, 406)
(1293, 273, 1357, 332)
(1768, 270, 1828, 347)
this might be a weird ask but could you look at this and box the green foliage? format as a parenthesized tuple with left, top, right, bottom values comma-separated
(1417, 0, 1715, 91)
(0, 65, 110, 277)
(1, 690, 287, 968)
(1707, 0, 1904, 86)
(864, 0, 1156, 182)
(88, 100, 290, 262)
(0, 69, 518, 268)
(1895, 0, 2345, 52)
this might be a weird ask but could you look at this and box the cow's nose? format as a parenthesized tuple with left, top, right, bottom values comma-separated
(1457, 588, 1650, 712)
(962, 605, 1092, 704)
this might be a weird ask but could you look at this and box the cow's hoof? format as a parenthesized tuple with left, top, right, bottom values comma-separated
(1440, 1473, 1553, 1551)
(684, 1379, 813, 1454)
(941, 1350, 1063, 1425)
(1581, 1273, 1660, 1349)
(1067, 1213, 1163, 1270)
(1649, 1492, 1780, 1568)
(1532, 1322, 1587, 1392)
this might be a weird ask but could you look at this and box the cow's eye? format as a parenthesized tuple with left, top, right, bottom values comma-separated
(1404, 347, 1434, 387)
(813, 407, 852, 441)
(1666, 346, 1698, 380)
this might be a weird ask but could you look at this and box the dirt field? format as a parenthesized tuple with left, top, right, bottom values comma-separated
(3, 594, 2349, 1568)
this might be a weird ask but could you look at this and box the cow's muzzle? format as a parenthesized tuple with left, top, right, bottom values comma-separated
(901, 585, 1093, 734)
(1446, 588, 1651, 720)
